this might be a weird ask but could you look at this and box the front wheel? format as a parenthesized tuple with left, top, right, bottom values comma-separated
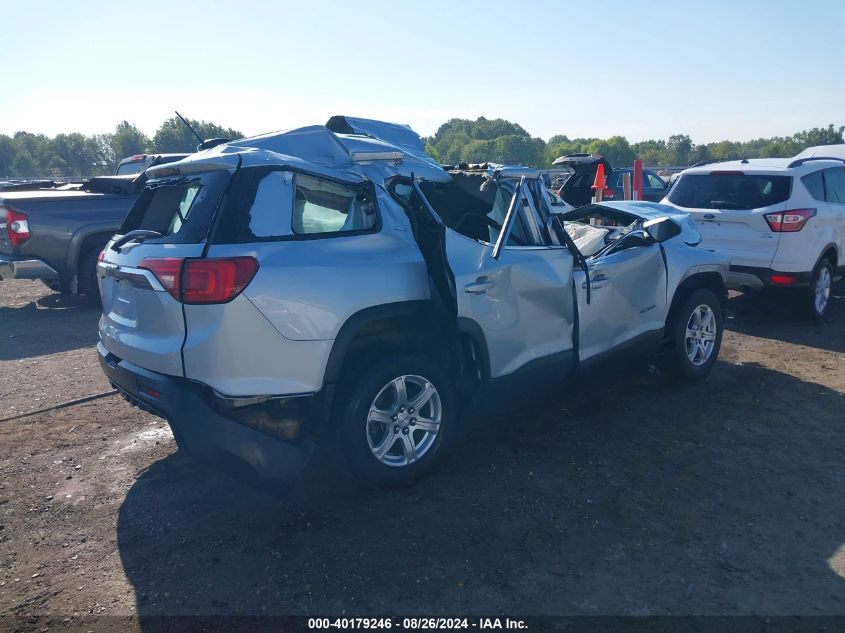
(657, 288, 723, 382)
(336, 355, 455, 487)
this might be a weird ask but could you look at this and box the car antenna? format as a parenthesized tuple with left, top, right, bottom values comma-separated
(175, 111, 204, 146)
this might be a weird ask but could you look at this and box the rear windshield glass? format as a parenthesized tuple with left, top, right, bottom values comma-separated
(120, 170, 230, 244)
(668, 173, 791, 210)
(115, 160, 146, 176)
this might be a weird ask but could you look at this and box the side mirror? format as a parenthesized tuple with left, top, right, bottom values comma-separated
(614, 229, 653, 250)
(643, 216, 682, 243)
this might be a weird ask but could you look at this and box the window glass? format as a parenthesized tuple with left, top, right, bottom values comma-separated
(121, 170, 230, 244)
(418, 175, 540, 247)
(646, 173, 665, 188)
(668, 174, 792, 209)
(823, 168, 845, 204)
(115, 160, 146, 176)
(292, 174, 378, 235)
(801, 171, 825, 202)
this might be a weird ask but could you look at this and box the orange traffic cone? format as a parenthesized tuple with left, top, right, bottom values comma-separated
(591, 162, 606, 203)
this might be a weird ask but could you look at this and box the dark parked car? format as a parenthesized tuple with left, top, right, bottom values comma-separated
(552, 154, 670, 206)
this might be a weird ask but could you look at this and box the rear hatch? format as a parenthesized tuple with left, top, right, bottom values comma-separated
(552, 154, 613, 207)
(665, 170, 791, 268)
(98, 168, 233, 376)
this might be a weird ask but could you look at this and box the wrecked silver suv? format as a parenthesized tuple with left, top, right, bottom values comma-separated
(97, 116, 729, 488)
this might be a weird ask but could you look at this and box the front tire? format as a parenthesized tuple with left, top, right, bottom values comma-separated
(807, 258, 834, 320)
(336, 354, 455, 487)
(657, 288, 723, 382)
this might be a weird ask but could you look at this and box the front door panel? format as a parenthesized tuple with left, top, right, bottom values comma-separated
(574, 244, 667, 361)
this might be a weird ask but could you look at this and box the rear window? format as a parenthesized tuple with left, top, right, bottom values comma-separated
(115, 160, 146, 176)
(801, 171, 825, 201)
(668, 173, 791, 210)
(121, 170, 230, 244)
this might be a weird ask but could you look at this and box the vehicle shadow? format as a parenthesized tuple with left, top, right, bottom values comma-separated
(0, 293, 100, 360)
(117, 360, 845, 619)
(724, 287, 845, 354)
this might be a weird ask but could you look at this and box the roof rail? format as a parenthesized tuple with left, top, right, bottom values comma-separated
(787, 156, 845, 168)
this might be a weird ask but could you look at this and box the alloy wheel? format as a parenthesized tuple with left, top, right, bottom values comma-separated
(685, 304, 717, 367)
(814, 266, 832, 316)
(366, 374, 442, 467)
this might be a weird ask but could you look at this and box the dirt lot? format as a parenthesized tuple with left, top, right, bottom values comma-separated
(1, 278, 844, 628)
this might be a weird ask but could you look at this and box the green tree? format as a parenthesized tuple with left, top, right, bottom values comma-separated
(0, 135, 18, 177)
(152, 117, 243, 153)
(425, 117, 545, 167)
(586, 136, 635, 167)
(665, 134, 693, 166)
(11, 151, 37, 177)
(631, 139, 667, 166)
(110, 121, 150, 166)
(793, 124, 844, 148)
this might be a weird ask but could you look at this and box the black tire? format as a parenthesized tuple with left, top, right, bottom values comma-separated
(77, 247, 102, 306)
(657, 288, 723, 382)
(806, 258, 834, 321)
(336, 354, 455, 488)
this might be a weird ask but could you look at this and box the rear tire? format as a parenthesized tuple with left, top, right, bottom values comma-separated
(336, 354, 455, 488)
(77, 247, 102, 306)
(807, 258, 834, 320)
(657, 288, 723, 382)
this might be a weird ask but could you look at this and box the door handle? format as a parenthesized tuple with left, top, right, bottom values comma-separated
(583, 273, 610, 289)
(464, 277, 495, 294)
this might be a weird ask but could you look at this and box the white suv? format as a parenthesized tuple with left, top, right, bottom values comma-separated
(664, 157, 845, 318)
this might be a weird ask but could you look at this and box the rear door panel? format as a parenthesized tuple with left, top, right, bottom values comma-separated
(448, 233, 575, 377)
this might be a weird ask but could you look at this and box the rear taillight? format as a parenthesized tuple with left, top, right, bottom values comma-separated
(764, 208, 816, 232)
(4, 208, 30, 247)
(602, 188, 617, 200)
(139, 257, 258, 304)
(139, 257, 183, 299)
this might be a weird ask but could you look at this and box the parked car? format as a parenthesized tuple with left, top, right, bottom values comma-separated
(114, 153, 191, 176)
(96, 116, 728, 489)
(0, 174, 146, 297)
(0, 154, 190, 299)
(793, 144, 845, 161)
(552, 154, 670, 206)
(662, 157, 845, 318)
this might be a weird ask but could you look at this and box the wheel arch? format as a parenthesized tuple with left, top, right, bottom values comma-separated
(324, 301, 461, 388)
(66, 224, 120, 293)
(668, 271, 727, 322)
(815, 243, 839, 271)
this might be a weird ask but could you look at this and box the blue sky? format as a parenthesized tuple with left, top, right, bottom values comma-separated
(2, 0, 843, 143)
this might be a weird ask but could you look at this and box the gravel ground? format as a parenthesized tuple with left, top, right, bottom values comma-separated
(1, 278, 844, 631)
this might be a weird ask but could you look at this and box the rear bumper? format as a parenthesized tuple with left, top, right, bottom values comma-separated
(728, 265, 813, 290)
(0, 254, 58, 280)
(97, 342, 319, 487)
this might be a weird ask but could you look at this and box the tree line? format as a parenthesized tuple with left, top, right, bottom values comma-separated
(0, 117, 242, 179)
(424, 118, 845, 170)
(1, 116, 842, 179)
